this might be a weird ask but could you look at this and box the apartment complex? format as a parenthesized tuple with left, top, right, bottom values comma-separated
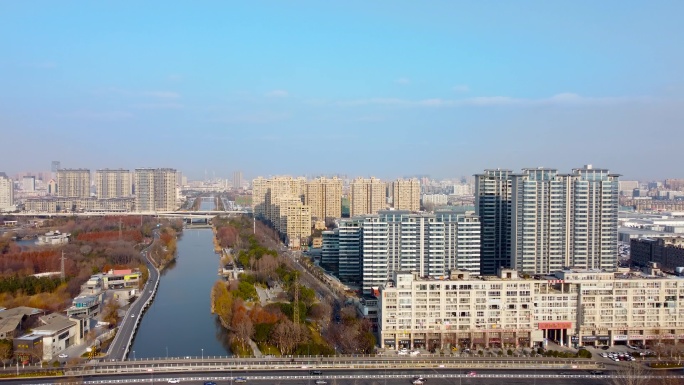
(392, 178, 420, 211)
(322, 210, 481, 293)
(305, 177, 342, 220)
(350, 177, 386, 217)
(378, 268, 684, 350)
(510, 166, 619, 274)
(95, 169, 132, 198)
(0, 172, 14, 211)
(134, 168, 177, 212)
(56, 169, 91, 198)
(24, 197, 134, 213)
(474, 169, 513, 275)
(252, 176, 311, 247)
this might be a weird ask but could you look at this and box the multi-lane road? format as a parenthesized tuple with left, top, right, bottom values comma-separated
(106, 231, 161, 361)
(2, 368, 682, 385)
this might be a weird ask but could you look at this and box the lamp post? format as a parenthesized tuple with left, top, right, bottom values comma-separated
(132, 350, 136, 360)
(166, 346, 168, 359)
(148, 368, 154, 384)
(201, 348, 204, 361)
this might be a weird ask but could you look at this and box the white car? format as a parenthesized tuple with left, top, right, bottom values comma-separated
(58, 353, 68, 359)
(410, 350, 420, 356)
(398, 350, 408, 355)
(167, 379, 180, 384)
(315, 381, 327, 385)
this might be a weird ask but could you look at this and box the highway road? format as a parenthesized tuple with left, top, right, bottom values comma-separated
(1, 368, 682, 385)
(106, 230, 161, 361)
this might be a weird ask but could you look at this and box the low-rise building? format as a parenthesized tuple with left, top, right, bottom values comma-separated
(378, 268, 684, 351)
(66, 294, 103, 318)
(0, 307, 44, 339)
(14, 313, 85, 362)
(36, 230, 70, 245)
(102, 269, 141, 290)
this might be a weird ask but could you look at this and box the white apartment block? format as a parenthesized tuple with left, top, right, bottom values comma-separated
(0, 173, 14, 211)
(511, 166, 619, 274)
(452, 183, 472, 196)
(134, 168, 177, 212)
(22, 176, 36, 192)
(350, 177, 386, 217)
(392, 178, 420, 212)
(379, 268, 684, 351)
(96, 169, 132, 198)
(422, 193, 448, 206)
(305, 176, 342, 220)
(56, 169, 91, 198)
(322, 211, 481, 293)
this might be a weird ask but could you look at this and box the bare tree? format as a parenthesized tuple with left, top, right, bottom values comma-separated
(270, 319, 304, 355)
(609, 362, 651, 385)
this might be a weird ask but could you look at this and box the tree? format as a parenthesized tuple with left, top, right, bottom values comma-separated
(610, 362, 651, 385)
(270, 319, 304, 355)
(0, 339, 12, 364)
(232, 307, 254, 349)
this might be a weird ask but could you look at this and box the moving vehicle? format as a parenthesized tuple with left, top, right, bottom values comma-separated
(466, 371, 477, 377)
(590, 370, 605, 375)
(167, 379, 180, 384)
(315, 381, 327, 385)
(204, 382, 217, 385)
(235, 378, 247, 383)
(310, 370, 323, 375)
(58, 353, 68, 359)
(412, 380, 424, 385)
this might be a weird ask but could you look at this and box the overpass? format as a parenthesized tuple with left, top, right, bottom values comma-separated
(11, 209, 250, 219)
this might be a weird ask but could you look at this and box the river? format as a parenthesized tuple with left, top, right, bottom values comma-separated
(130, 196, 232, 358)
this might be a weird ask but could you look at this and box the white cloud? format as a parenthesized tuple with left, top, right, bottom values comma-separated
(266, 90, 289, 98)
(144, 91, 181, 99)
(452, 85, 470, 93)
(395, 77, 411, 85)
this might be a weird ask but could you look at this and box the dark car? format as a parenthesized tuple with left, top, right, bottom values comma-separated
(204, 382, 217, 385)
(589, 370, 605, 375)
(310, 370, 323, 375)
(601, 346, 609, 350)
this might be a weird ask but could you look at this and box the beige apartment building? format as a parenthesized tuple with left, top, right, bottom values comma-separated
(379, 268, 684, 350)
(305, 177, 342, 220)
(95, 169, 132, 199)
(252, 176, 311, 247)
(0, 172, 14, 211)
(56, 169, 91, 198)
(392, 178, 420, 212)
(134, 168, 177, 212)
(350, 177, 386, 216)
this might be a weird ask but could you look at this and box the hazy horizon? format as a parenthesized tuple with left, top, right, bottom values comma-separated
(1, 1, 683, 181)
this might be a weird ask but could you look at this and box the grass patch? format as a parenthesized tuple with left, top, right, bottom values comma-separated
(257, 343, 281, 356)
(0, 370, 65, 378)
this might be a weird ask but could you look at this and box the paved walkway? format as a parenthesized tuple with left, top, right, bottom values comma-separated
(248, 339, 263, 358)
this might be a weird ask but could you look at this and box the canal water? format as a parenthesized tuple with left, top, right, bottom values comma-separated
(130, 197, 231, 358)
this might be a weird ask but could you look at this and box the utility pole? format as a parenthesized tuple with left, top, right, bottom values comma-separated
(60, 251, 66, 281)
(293, 272, 300, 325)
(119, 217, 123, 240)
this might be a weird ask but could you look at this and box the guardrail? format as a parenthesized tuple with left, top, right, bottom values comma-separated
(65, 359, 603, 377)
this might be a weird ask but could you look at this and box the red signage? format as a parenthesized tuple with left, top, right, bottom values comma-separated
(538, 322, 572, 329)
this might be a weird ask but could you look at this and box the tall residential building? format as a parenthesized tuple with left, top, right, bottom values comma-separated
(22, 176, 36, 192)
(56, 169, 91, 198)
(305, 177, 342, 220)
(474, 169, 513, 275)
(350, 177, 386, 217)
(134, 168, 177, 212)
(95, 169, 132, 199)
(322, 210, 481, 293)
(50, 161, 61, 173)
(233, 171, 243, 189)
(491, 165, 620, 275)
(392, 179, 420, 212)
(47, 180, 57, 195)
(0, 173, 14, 211)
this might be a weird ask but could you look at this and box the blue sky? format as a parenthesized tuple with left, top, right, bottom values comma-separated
(1, 1, 683, 180)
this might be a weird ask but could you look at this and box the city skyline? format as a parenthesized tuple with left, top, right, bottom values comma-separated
(2, 2, 683, 180)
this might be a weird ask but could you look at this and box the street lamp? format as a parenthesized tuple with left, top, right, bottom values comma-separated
(148, 368, 154, 384)
(132, 350, 136, 360)
(201, 348, 204, 361)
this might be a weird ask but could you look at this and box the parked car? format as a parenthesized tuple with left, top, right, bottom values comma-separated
(398, 350, 408, 355)
(410, 350, 420, 356)
(58, 353, 68, 359)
